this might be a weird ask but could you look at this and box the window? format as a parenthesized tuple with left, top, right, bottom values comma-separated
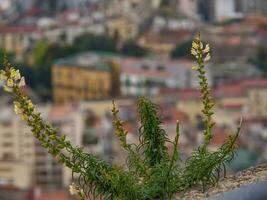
(3, 132, 12, 138)
(1, 121, 11, 127)
(141, 64, 150, 70)
(0, 167, 12, 172)
(2, 142, 13, 147)
(2, 153, 14, 161)
(156, 65, 165, 71)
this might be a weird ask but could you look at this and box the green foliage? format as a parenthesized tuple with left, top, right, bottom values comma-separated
(121, 41, 148, 57)
(73, 34, 118, 53)
(138, 97, 169, 166)
(160, 0, 170, 7)
(0, 36, 242, 200)
(250, 46, 267, 76)
(171, 40, 192, 59)
(32, 41, 76, 99)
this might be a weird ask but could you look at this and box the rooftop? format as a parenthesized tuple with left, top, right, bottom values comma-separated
(38, 191, 75, 200)
(0, 25, 38, 33)
(54, 51, 122, 71)
(161, 79, 267, 99)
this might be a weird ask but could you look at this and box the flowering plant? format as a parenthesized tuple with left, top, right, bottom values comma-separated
(0, 36, 241, 199)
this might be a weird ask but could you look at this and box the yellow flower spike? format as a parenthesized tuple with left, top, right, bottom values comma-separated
(7, 79, 14, 87)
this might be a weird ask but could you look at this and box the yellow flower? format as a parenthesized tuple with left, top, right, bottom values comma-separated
(69, 183, 80, 196)
(18, 77, 26, 87)
(192, 41, 199, 50)
(21, 114, 28, 121)
(191, 48, 198, 56)
(3, 86, 12, 92)
(204, 53, 211, 62)
(192, 66, 198, 70)
(203, 44, 210, 54)
(14, 70, 21, 81)
(14, 102, 21, 115)
(10, 68, 17, 78)
(0, 73, 7, 81)
(27, 100, 34, 109)
(200, 41, 204, 49)
(7, 79, 14, 87)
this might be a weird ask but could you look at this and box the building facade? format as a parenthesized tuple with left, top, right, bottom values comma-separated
(52, 52, 120, 104)
(0, 103, 84, 190)
(0, 25, 40, 62)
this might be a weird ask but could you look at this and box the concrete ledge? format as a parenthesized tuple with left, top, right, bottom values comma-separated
(175, 164, 267, 199)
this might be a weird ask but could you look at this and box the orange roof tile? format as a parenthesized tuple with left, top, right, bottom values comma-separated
(38, 191, 76, 200)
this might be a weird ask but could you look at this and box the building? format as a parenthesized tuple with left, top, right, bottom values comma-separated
(0, 107, 35, 189)
(53, 52, 211, 100)
(246, 80, 267, 118)
(202, 25, 258, 62)
(0, 185, 36, 200)
(241, 0, 267, 15)
(198, 0, 242, 22)
(209, 61, 261, 85)
(107, 17, 138, 41)
(178, 0, 198, 19)
(138, 29, 192, 54)
(119, 58, 207, 96)
(48, 104, 84, 187)
(0, 102, 84, 190)
(38, 191, 76, 200)
(52, 52, 120, 104)
(213, 0, 242, 21)
(162, 79, 267, 123)
(0, 25, 40, 62)
(0, 162, 32, 189)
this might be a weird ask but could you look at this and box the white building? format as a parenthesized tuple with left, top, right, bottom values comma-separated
(178, 0, 199, 19)
(0, 103, 84, 189)
(213, 0, 243, 21)
(119, 58, 211, 96)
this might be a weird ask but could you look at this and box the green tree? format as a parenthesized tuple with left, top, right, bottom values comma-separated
(32, 41, 74, 100)
(73, 34, 118, 52)
(120, 41, 148, 57)
(160, 0, 170, 7)
(253, 46, 267, 76)
(171, 40, 192, 59)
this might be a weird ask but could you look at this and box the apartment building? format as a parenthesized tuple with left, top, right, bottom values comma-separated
(107, 17, 138, 41)
(0, 25, 40, 62)
(119, 58, 210, 97)
(52, 52, 120, 104)
(0, 107, 35, 189)
(0, 103, 84, 190)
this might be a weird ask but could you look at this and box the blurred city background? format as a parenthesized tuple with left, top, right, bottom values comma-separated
(0, 0, 267, 199)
